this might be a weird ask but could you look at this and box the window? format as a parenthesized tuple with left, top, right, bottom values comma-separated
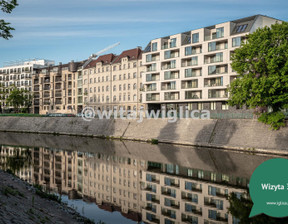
(152, 42, 157, 51)
(113, 75, 116, 81)
(133, 72, 136, 78)
(222, 102, 229, 110)
(216, 27, 224, 38)
(192, 33, 199, 43)
(133, 83, 136, 90)
(211, 102, 216, 110)
(170, 38, 176, 48)
(164, 51, 171, 59)
(188, 169, 193, 177)
(113, 85, 116, 91)
(198, 103, 203, 110)
(232, 36, 241, 47)
(236, 24, 248, 33)
(146, 54, 152, 62)
(185, 46, 192, 56)
(208, 42, 216, 52)
(215, 53, 223, 62)
(208, 65, 216, 75)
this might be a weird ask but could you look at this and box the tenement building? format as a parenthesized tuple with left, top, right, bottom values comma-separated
(0, 59, 54, 112)
(142, 15, 280, 116)
(82, 47, 145, 112)
(33, 61, 83, 114)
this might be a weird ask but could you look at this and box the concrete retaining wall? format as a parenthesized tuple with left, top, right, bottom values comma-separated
(0, 117, 287, 153)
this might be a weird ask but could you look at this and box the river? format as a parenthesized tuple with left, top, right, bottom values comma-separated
(0, 132, 286, 224)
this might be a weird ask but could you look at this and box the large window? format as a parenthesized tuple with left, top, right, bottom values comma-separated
(170, 38, 176, 48)
(152, 42, 157, 51)
(232, 36, 241, 47)
(146, 54, 152, 62)
(208, 42, 216, 52)
(164, 51, 171, 59)
(192, 33, 199, 43)
(216, 27, 224, 38)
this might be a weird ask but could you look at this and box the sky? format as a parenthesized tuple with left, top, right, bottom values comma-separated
(0, 0, 287, 67)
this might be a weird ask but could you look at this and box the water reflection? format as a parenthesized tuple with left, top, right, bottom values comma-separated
(0, 133, 286, 224)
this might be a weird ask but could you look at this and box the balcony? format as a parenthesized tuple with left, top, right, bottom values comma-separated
(204, 77, 223, 87)
(43, 93, 50, 98)
(161, 60, 176, 70)
(146, 73, 160, 82)
(185, 91, 202, 100)
(182, 80, 198, 89)
(55, 92, 62, 98)
(55, 76, 62, 82)
(146, 84, 157, 92)
(34, 100, 39, 105)
(146, 93, 160, 102)
(34, 87, 39, 91)
(164, 92, 179, 101)
(44, 85, 50, 91)
(204, 53, 223, 64)
(161, 210, 176, 219)
(55, 99, 62, 105)
(182, 57, 198, 67)
(44, 100, 50, 105)
(164, 71, 179, 80)
(208, 89, 227, 99)
(185, 68, 202, 78)
(161, 82, 176, 91)
(208, 40, 228, 52)
(44, 78, 50, 83)
(164, 49, 179, 60)
(147, 64, 157, 72)
(208, 65, 228, 75)
(146, 53, 160, 62)
(55, 84, 62, 90)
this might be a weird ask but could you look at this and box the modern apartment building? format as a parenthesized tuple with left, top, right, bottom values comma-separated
(142, 15, 281, 114)
(32, 61, 83, 114)
(0, 59, 54, 112)
(82, 47, 145, 112)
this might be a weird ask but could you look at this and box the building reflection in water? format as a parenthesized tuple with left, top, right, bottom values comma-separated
(0, 141, 274, 224)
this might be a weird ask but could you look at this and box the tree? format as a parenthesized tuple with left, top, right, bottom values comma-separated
(228, 192, 288, 224)
(5, 86, 31, 113)
(228, 22, 288, 130)
(0, 0, 18, 39)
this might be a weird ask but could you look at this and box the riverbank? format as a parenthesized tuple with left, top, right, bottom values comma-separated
(0, 117, 287, 154)
(0, 170, 94, 224)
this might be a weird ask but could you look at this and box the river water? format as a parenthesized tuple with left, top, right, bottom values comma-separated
(0, 132, 286, 224)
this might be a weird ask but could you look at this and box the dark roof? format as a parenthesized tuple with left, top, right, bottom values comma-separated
(84, 59, 97, 69)
(112, 48, 142, 64)
(95, 53, 117, 65)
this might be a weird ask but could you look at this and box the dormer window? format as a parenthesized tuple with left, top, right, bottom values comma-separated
(236, 24, 248, 33)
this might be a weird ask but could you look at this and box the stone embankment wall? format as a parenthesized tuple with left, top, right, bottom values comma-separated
(0, 117, 287, 153)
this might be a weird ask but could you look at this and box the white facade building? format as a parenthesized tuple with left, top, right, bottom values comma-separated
(0, 59, 54, 111)
(142, 15, 281, 114)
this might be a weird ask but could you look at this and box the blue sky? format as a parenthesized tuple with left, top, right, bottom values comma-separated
(0, 0, 287, 66)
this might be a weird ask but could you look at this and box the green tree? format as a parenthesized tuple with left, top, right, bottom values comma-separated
(228, 192, 288, 224)
(0, 0, 18, 39)
(228, 22, 288, 130)
(5, 86, 31, 113)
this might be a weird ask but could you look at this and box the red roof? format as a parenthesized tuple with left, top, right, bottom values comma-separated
(95, 53, 117, 65)
(84, 59, 97, 69)
(112, 48, 142, 64)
